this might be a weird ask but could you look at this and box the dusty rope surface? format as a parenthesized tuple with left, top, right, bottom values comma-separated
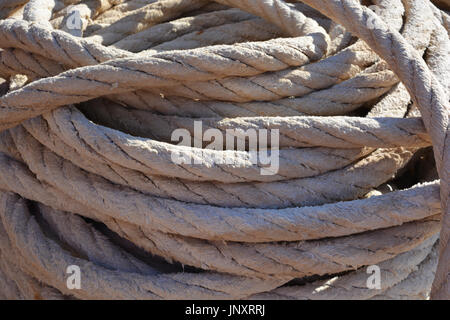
(0, 0, 448, 299)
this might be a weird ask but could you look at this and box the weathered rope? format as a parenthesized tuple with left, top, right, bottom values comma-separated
(0, 0, 448, 300)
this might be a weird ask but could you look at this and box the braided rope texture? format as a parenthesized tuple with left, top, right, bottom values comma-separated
(0, 0, 448, 300)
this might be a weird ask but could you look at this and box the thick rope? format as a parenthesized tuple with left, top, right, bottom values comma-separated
(0, 0, 448, 300)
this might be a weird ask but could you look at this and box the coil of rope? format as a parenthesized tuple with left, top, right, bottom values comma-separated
(0, 0, 448, 300)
